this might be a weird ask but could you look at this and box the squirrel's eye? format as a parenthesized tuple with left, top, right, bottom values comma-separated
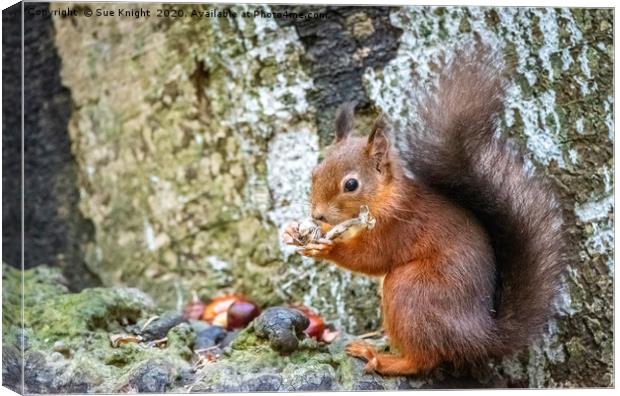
(344, 178, 359, 192)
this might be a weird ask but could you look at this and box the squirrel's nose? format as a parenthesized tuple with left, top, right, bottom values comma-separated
(312, 211, 327, 223)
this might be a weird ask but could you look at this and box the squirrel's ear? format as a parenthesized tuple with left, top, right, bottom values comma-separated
(334, 102, 356, 142)
(367, 115, 391, 172)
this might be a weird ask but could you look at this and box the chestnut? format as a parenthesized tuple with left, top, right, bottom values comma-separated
(227, 301, 260, 330)
(291, 305, 325, 340)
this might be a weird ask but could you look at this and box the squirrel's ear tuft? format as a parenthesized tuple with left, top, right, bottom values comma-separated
(334, 102, 356, 142)
(367, 115, 391, 172)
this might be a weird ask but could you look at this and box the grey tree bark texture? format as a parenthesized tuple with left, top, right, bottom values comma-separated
(2, 2, 100, 288)
(3, 3, 612, 389)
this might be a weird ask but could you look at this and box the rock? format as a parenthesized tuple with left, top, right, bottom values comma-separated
(58, 379, 90, 394)
(4, 343, 87, 394)
(241, 374, 284, 391)
(52, 340, 70, 357)
(194, 325, 228, 350)
(166, 323, 196, 361)
(220, 330, 240, 349)
(253, 307, 310, 355)
(188, 319, 211, 334)
(1, 265, 195, 393)
(353, 377, 386, 390)
(176, 367, 197, 386)
(193, 326, 239, 363)
(287, 365, 336, 391)
(137, 312, 185, 341)
(49, 351, 66, 362)
(1, 346, 23, 394)
(127, 360, 172, 393)
(28, 286, 156, 341)
(22, 351, 58, 394)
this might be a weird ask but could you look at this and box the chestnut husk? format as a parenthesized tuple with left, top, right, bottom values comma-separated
(202, 294, 239, 322)
(183, 294, 206, 320)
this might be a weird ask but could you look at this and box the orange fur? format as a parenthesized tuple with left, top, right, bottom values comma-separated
(313, 173, 496, 374)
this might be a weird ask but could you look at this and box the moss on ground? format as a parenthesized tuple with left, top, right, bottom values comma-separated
(2, 264, 408, 392)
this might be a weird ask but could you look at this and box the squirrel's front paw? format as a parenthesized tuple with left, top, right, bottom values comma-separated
(282, 221, 301, 246)
(297, 241, 333, 258)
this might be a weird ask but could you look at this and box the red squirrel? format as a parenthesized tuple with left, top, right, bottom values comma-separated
(282, 47, 566, 376)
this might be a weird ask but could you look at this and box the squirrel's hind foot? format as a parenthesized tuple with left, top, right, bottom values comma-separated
(345, 340, 437, 376)
(345, 340, 377, 360)
(345, 340, 379, 374)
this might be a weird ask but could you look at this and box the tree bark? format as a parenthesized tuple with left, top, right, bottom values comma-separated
(2, 2, 99, 289)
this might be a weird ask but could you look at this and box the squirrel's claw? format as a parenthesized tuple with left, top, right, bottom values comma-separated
(346, 340, 379, 373)
(364, 357, 378, 374)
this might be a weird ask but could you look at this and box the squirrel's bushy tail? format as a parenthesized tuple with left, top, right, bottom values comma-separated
(397, 45, 566, 355)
